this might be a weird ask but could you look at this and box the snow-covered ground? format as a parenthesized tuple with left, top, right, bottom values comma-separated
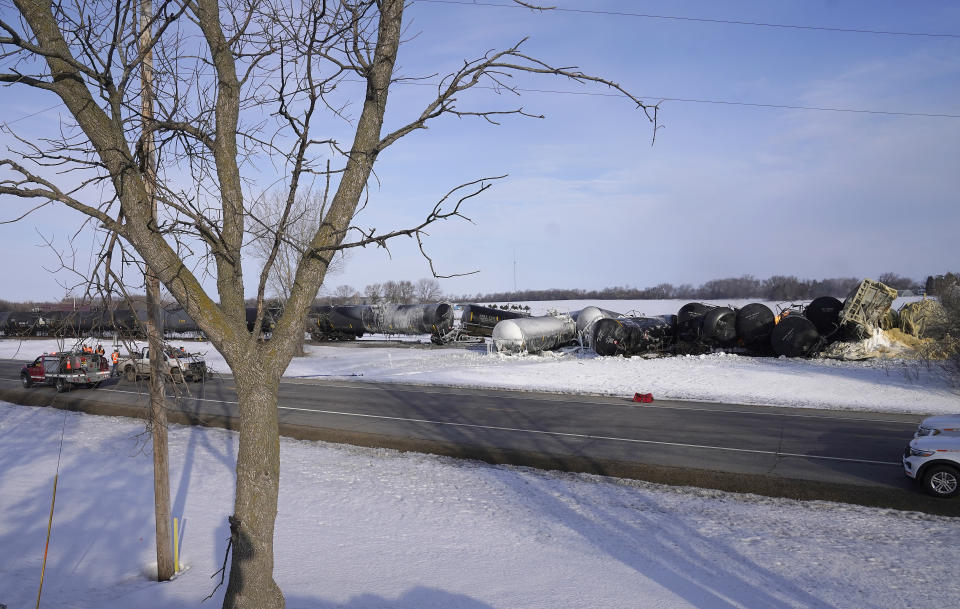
(2, 402, 957, 609)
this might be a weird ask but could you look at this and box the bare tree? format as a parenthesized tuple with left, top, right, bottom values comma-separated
(250, 188, 347, 354)
(0, 2, 656, 607)
(250, 189, 347, 302)
(382, 279, 414, 303)
(363, 282, 384, 304)
(332, 284, 358, 305)
(415, 277, 443, 303)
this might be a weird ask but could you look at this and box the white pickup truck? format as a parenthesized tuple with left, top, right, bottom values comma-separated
(118, 345, 207, 383)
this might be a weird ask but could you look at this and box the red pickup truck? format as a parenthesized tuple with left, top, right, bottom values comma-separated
(21, 352, 111, 392)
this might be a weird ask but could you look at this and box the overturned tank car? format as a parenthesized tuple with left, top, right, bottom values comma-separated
(592, 315, 676, 357)
(804, 296, 843, 341)
(677, 303, 737, 347)
(459, 304, 529, 338)
(770, 313, 824, 358)
(575, 306, 622, 350)
(492, 314, 577, 354)
(735, 303, 775, 352)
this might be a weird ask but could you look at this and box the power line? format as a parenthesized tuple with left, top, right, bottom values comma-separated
(417, 0, 960, 39)
(3, 104, 60, 126)
(371, 78, 960, 119)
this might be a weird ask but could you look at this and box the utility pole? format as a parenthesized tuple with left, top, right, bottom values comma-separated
(138, 0, 174, 582)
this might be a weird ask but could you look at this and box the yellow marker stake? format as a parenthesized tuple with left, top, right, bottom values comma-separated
(173, 517, 179, 573)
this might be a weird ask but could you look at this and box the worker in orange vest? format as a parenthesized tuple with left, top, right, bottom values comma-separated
(111, 349, 120, 376)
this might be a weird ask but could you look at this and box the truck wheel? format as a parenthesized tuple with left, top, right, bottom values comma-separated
(171, 368, 184, 383)
(56, 377, 70, 393)
(21, 374, 32, 388)
(125, 366, 137, 382)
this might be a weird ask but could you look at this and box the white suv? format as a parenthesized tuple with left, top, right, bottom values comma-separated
(914, 414, 960, 437)
(903, 435, 960, 498)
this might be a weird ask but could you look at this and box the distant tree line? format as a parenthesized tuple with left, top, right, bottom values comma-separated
(5, 273, 951, 311)
(454, 272, 928, 303)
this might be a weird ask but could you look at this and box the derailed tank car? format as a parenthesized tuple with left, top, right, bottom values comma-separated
(574, 306, 622, 350)
(459, 304, 529, 338)
(380, 303, 454, 340)
(308, 303, 454, 342)
(677, 303, 737, 347)
(592, 315, 676, 357)
(770, 313, 824, 358)
(735, 303, 775, 352)
(804, 296, 843, 341)
(492, 314, 577, 354)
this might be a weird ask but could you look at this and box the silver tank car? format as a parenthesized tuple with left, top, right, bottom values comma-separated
(574, 306, 622, 350)
(379, 303, 454, 336)
(492, 314, 577, 354)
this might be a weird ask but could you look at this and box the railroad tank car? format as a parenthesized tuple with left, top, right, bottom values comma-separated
(700, 306, 737, 346)
(379, 303, 455, 337)
(770, 314, 823, 358)
(676, 302, 712, 342)
(108, 307, 149, 336)
(164, 308, 200, 334)
(592, 315, 676, 357)
(804, 296, 843, 340)
(309, 305, 366, 340)
(735, 303, 775, 350)
(677, 303, 736, 346)
(492, 314, 577, 354)
(574, 306, 622, 349)
(459, 304, 528, 337)
(2, 311, 41, 335)
(245, 306, 280, 333)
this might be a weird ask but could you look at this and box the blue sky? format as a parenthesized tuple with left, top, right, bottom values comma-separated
(1, 0, 958, 301)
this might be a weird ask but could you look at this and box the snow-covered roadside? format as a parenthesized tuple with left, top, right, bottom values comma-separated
(2, 335, 957, 415)
(1, 402, 956, 609)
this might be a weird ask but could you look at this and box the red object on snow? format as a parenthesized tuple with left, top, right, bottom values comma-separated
(632, 393, 654, 403)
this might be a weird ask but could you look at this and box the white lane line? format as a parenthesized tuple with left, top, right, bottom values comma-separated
(0, 377, 904, 465)
(275, 379, 920, 425)
(278, 405, 902, 466)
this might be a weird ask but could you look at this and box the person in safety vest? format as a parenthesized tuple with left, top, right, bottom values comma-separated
(111, 349, 119, 376)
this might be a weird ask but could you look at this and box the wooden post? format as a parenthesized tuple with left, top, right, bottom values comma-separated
(139, 0, 174, 582)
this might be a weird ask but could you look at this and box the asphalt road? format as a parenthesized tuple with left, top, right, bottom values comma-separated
(0, 358, 955, 516)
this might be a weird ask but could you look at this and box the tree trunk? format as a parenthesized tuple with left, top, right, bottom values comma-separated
(223, 363, 284, 609)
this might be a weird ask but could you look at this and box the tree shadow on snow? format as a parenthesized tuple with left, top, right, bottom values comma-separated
(284, 586, 495, 609)
(488, 467, 840, 609)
